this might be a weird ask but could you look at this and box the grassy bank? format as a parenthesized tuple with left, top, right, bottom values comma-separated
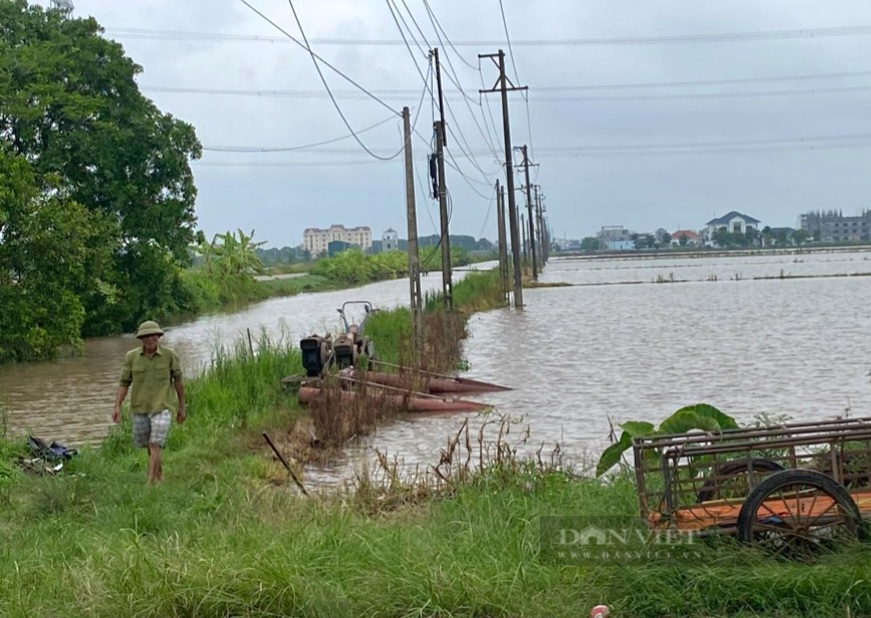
(2, 270, 868, 617)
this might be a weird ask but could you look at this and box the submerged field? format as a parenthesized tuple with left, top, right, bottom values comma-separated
(1, 271, 869, 617)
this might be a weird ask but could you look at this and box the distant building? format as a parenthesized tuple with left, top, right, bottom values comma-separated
(303, 224, 372, 256)
(607, 240, 636, 251)
(382, 228, 399, 251)
(597, 226, 631, 243)
(327, 240, 352, 257)
(704, 212, 761, 245)
(671, 229, 701, 246)
(800, 210, 871, 243)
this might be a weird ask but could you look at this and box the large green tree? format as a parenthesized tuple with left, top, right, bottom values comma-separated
(0, 0, 202, 338)
(0, 150, 113, 361)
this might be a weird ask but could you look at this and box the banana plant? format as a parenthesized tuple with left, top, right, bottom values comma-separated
(596, 403, 739, 477)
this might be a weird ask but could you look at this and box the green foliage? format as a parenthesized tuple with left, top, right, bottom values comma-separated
(580, 237, 600, 251)
(0, 151, 113, 361)
(0, 0, 202, 345)
(311, 248, 408, 284)
(596, 403, 739, 477)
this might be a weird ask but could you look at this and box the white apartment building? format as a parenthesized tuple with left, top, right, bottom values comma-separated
(303, 224, 372, 256)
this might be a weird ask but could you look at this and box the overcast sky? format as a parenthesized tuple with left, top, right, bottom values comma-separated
(34, 0, 871, 246)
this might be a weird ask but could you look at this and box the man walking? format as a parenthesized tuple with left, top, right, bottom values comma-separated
(113, 320, 185, 484)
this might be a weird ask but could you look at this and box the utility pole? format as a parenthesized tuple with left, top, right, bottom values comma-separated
(495, 180, 509, 302)
(480, 50, 527, 308)
(521, 213, 527, 266)
(535, 185, 545, 267)
(432, 48, 452, 311)
(402, 107, 424, 358)
(517, 145, 538, 280)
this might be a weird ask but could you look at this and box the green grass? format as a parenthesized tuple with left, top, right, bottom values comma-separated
(2, 281, 870, 616)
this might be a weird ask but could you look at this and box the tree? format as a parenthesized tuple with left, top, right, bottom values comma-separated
(0, 150, 113, 361)
(793, 229, 810, 246)
(679, 234, 689, 246)
(211, 229, 266, 277)
(580, 237, 600, 251)
(0, 1, 202, 335)
(712, 228, 731, 248)
(745, 227, 759, 247)
(657, 232, 671, 248)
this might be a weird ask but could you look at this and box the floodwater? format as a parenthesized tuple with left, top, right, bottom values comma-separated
(0, 266, 488, 444)
(3, 252, 871, 486)
(314, 249, 871, 484)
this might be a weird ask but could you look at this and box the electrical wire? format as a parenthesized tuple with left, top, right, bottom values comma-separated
(477, 184, 498, 238)
(495, 0, 534, 164)
(420, 0, 477, 69)
(107, 23, 871, 46)
(202, 115, 397, 152)
(235, 0, 398, 116)
(281, 0, 403, 161)
(204, 64, 433, 161)
(386, 0, 499, 186)
(478, 58, 503, 157)
(204, 131, 871, 159)
(415, 0, 502, 158)
(528, 83, 871, 102)
(141, 69, 871, 100)
(497, 0, 521, 84)
(192, 160, 391, 167)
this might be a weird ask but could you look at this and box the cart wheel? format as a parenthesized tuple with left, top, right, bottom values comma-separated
(737, 469, 862, 560)
(696, 458, 784, 503)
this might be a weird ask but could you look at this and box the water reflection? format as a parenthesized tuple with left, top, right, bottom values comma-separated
(319, 252, 871, 486)
(0, 267, 489, 443)
(4, 253, 870, 490)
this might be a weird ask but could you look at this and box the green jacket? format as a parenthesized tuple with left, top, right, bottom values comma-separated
(119, 345, 183, 414)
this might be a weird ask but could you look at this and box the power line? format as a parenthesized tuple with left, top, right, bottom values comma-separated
(192, 136, 871, 167)
(105, 23, 871, 46)
(193, 160, 391, 167)
(280, 0, 403, 161)
(421, 0, 477, 70)
(234, 0, 398, 116)
(416, 0, 501, 157)
(202, 115, 397, 152)
(477, 184, 498, 238)
(495, 0, 534, 164)
(141, 69, 871, 100)
(541, 69, 871, 91)
(528, 83, 871, 102)
(385, 0, 498, 185)
(223, 130, 871, 156)
(497, 0, 520, 84)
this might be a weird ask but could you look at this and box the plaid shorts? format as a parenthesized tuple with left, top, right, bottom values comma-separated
(132, 410, 171, 448)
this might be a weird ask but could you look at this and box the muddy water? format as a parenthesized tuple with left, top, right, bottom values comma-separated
(0, 267, 489, 444)
(4, 252, 871, 488)
(311, 250, 871, 485)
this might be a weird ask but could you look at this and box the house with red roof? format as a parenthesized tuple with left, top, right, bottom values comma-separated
(671, 229, 701, 246)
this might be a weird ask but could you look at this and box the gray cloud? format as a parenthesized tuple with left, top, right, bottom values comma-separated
(35, 0, 871, 245)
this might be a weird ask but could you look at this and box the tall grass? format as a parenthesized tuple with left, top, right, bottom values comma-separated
(2, 278, 870, 616)
(2, 407, 869, 617)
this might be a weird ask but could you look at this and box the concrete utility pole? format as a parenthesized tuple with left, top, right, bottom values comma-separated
(517, 145, 538, 280)
(535, 185, 545, 267)
(521, 213, 527, 264)
(402, 107, 424, 358)
(480, 49, 527, 308)
(432, 49, 452, 312)
(495, 180, 509, 302)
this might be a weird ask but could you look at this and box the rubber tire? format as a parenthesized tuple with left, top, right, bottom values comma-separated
(696, 458, 784, 503)
(737, 469, 862, 545)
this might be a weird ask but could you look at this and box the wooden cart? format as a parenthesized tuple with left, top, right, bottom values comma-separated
(632, 416, 871, 558)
